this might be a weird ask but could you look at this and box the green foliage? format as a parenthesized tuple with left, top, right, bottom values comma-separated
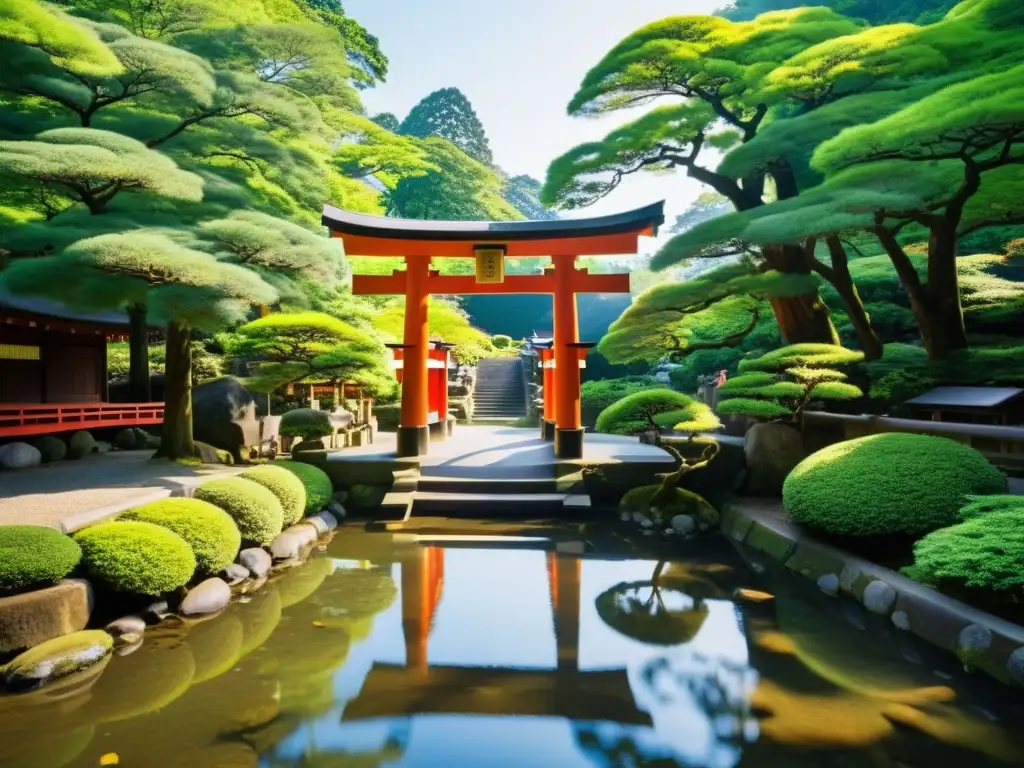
(0, 525, 82, 593)
(120, 498, 241, 576)
(32, 434, 67, 462)
(194, 476, 284, 545)
(66, 429, 96, 459)
(398, 87, 493, 165)
(716, 397, 793, 419)
(371, 299, 494, 366)
(739, 343, 865, 372)
(580, 376, 658, 426)
(274, 459, 333, 513)
(782, 434, 1007, 537)
(906, 507, 1024, 592)
(490, 334, 512, 349)
(718, 0, 959, 24)
(718, 375, 804, 398)
(240, 464, 306, 525)
(73, 520, 196, 595)
(595, 388, 721, 436)
(279, 407, 333, 439)
(502, 174, 558, 221)
(958, 494, 1024, 519)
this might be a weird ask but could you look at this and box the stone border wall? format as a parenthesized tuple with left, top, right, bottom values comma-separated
(721, 498, 1024, 687)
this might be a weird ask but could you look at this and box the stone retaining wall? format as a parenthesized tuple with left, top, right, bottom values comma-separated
(721, 498, 1024, 687)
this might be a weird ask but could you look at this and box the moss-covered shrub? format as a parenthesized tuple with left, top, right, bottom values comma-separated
(32, 435, 66, 463)
(904, 509, 1024, 592)
(957, 494, 1024, 519)
(194, 477, 284, 546)
(66, 430, 97, 459)
(0, 526, 82, 593)
(240, 465, 306, 526)
(374, 403, 401, 432)
(115, 428, 138, 451)
(491, 334, 512, 349)
(73, 521, 196, 596)
(120, 498, 241, 576)
(783, 434, 1007, 537)
(274, 460, 333, 514)
(581, 376, 657, 428)
(280, 408, 333, 439)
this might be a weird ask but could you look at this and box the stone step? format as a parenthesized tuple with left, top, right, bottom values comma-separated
(418, 476, 563, 495)
(410, 491, 571, 517)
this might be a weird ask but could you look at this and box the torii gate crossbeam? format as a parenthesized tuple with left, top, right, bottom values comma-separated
(322, 202, 664, 459)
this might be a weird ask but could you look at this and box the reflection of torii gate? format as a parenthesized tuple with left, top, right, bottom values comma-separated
(343, 547, 652, 725)
(322, 204, 664, 459)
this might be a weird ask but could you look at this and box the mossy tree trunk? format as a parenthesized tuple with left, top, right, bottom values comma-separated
(813, 237, 883, 361)
(155, 318, 196, 460)
(761, 244, 839, 345)
(652, 441, 720, 507)
(127, 302, 151, 402)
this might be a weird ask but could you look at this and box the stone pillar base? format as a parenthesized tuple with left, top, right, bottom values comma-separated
(555, 428, 585, 459)
(397, 425, 430, 457)
(541, 420, 557, 441)
(428, 419, 452, 442)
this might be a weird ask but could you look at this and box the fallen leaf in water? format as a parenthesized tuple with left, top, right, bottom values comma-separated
(312, 621, 325, 628)
(99, 754, 119, 766)
(735, 588, 774, 602)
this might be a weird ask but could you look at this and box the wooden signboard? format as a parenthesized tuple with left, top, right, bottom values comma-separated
(474, 245, 506, 284)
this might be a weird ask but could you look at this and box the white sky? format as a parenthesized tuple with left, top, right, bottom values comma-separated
(345, 0, 724, 249)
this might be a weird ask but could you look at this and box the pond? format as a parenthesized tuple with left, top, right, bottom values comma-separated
(3, 521, 1024, 768)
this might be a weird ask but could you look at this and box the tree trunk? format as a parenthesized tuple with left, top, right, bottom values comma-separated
(762, 244, 838, 345)
(155, 319, 197, 460)
(127, 303, 151, 402)
(823, 236, 883, 360)
(925, 223, 968, 358)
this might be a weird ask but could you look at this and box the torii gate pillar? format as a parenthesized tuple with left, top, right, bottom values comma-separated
(552, 255, 583, 459)
(397, 255, 432, 458)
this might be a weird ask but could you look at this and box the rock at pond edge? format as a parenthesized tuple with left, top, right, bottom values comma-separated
(2, 630, 113, 692)
(179, 578, 232, 617)
(239, 548, 272, 579)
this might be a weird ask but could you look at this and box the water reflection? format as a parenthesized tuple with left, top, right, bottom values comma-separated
(2, 531, 1023, 768)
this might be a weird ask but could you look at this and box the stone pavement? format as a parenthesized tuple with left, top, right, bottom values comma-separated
(0, 451, 241, 532)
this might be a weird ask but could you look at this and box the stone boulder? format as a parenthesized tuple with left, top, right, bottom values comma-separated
(32, 435, 67, 463)
(743, 422, 805, 495)
(2, 629, 113, 692)
(192, 377, 261, 462)
(0, 441, 42, 470)
(180, 577, 232, 616)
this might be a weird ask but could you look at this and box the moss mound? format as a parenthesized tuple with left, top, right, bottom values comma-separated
(275, 460, 333, 514)
(119, 498, 241, 576)
(73, 521, 196, 596)
(957, 494, 1024, 520)
(31, 435, 66, 463)
(619, 484, 720, 527)
(66, 430, 97, 459)
(194, 477, 284, 546)
(782, 434, 1007, 537)
(115, 428, 139, 450)
(240, 465, 307, 526)
(905, 509, 1024, 592)
(280, 408, 333, 439)
(0, 526, 82, 594)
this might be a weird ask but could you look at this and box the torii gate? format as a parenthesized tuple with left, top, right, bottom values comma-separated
(321, 202, 664, 459)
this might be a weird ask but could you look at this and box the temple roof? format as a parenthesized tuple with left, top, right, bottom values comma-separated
(322, 201, 665, 242)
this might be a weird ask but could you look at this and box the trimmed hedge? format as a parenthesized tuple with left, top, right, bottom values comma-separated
(120, 498, 241, 576)
(0, 526, 82, 593)
(280, 408, 333, 439)
(67, 430, 97, 459)
(32, 435, 67, 463)
(240, 465, 307, 525)
(74, 521, 196, 596)
(194, 477, 284, 546)
(783, 434, 1007, 537)
(275, 460, 333, 514)
(905, 507, 1024, 592)
(595, 389, 720, 435)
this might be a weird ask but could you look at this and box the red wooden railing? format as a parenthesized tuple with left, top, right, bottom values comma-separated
(0, 402, 165, 438)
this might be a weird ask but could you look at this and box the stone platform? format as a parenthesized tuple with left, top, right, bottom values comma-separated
(321, 426, 675, 522)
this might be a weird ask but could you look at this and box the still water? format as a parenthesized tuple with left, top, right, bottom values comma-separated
(3, 523, 1024, 768)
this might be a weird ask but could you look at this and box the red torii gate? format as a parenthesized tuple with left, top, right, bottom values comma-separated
(321, 202, 664, 459)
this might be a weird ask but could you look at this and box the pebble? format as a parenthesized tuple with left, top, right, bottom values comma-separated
(327, 501, 346, 519)
(319, 510, 339, 530)
(816, 573, 840, 596)
(671, 515, 696, 535)
(302, 515, 331, 536)
(239, 548, 272, 578)
(1006, 648, 1024, 685)
(142, 600, 171, 625)
(269, 532, 304, 561)
(105, 616, 147, 645)
(221, 563, 250, 586)
(862, 580, 897, 615)
(179, 577, 232, 616)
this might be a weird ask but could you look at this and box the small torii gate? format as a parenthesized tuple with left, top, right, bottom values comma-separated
(321, 202, 664, 459)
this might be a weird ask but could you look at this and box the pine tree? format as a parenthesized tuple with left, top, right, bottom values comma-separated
(501, 174, 558, 221)
(399, 87, 494, 166)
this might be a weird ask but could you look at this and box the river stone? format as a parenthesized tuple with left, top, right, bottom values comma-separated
(327, 500, 346, 519)
(0, 441, 42, 470)
(105, 616, 147, 645)
(956, 624, 993, 665)
(142, 600, 170, 625)
(1006, 648, 1024, 685)
(671, 514, 696, 535)
(319, 511, 339, 531)
(2, 630, 113, 692)
(302, 515, 330, 536)
(619, 512, 630, 522)
(817, 573, 840, 596)
(222, 563, 250, 586)
(640, 517, 654, 529)
(239, 548, 272, 578)
(892, 610, 911, 631)
(180, 578, 232, 616)
(284, 524, 318, 548)
(743, 422, 804, 494)
(269, 532, 304, 561)
(862, 580, 897, 615)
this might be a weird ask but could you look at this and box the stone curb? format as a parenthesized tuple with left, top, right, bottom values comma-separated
(722, 499, 1024, 687)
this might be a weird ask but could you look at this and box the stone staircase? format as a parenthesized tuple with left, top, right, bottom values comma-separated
(471, 357, 527, 422)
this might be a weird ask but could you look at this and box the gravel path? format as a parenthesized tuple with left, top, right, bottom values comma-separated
(0, 451, 240, 529)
